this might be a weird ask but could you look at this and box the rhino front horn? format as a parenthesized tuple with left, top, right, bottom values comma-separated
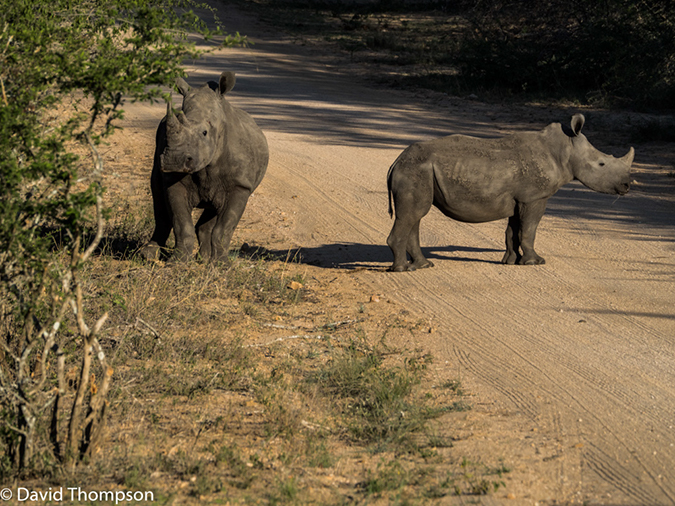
(166, 103, 181, 132)
(622, 147, 635, 165)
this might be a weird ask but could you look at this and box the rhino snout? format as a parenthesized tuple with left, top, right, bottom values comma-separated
(160, 151, 197, 173)
(616, 180, 631, 195)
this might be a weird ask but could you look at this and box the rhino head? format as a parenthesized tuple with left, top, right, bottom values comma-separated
(159, 72, 237, 173)
(566, 114, 634, 195)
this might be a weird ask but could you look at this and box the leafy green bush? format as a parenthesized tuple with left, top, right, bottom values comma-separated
(0, 0, 242, 477)
(254, 0, 675, 107)
(457, 0, 675, 106)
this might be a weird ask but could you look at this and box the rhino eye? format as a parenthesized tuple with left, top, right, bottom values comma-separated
(599, 162, 605, 167)
(202, 130, 208, 136)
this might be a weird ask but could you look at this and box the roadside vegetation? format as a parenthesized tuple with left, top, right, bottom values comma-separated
(243, 0, 675, 110)
(10, 202, 507, 503)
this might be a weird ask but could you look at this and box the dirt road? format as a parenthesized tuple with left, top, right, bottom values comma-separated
(118, 3, 675, 503)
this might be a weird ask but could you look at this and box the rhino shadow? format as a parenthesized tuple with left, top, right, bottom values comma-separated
(266, 243, 502, 270)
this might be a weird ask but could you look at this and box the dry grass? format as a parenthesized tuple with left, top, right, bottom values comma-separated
(12, 202, 511, 503)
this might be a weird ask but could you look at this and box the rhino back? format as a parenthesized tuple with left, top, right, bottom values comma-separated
(428, 131, 570, 198)
(216, 100, 269, 187)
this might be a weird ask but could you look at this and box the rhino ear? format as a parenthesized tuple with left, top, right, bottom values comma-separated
(571, 114, 585, 136)
(219, 72, 236, 95)
(176, 77, 191, 96)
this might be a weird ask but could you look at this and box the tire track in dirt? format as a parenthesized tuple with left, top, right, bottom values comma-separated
(381, 264, 675, 503)
(376, 229, 675, 502)
(471, 265, 674, 429)
(586, 442, 668, 505)
(266, 152, 387, 245)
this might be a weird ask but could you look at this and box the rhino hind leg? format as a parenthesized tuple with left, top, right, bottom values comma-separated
(406, 221, 434, 270)
(387, 199, 432, 272)
(387, 218, 414, 271)
(501, 214, 520, 265)
(142, 215, 172, 260)
(196, 208, 217, 260)
(209, 186, 253, 262)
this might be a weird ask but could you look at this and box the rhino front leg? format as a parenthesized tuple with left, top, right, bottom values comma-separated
(209, 186, 252, 262)
(141, 161, 172, 260)
(517, 199, 548, 265)
(168, 186, 197, 261)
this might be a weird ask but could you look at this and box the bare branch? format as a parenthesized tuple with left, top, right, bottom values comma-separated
(246, 335, 330, 348)
(81, 194, 105, 264)
(65, 339, 92, 470)
(0, 25, 12, 107)
(28, 298, 70, 397)
(0, 77, 6, 107)
(4, 422, 28, 439)
(82, 362, 113, 456)
(50, 346, 66, 459)
(92, 312, 109, 337)
(74, 284, 89, 337)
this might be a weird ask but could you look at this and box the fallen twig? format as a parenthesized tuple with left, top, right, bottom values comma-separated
(246, 335, 330, 348)
(135, 317, 162, 342)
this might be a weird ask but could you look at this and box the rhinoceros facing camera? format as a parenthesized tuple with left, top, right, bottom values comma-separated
(142, 71, 269, 262)
(386, 114, 634, 272)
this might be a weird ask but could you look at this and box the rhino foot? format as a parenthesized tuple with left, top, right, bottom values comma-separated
(519, 256, 546, 265)
(409, 259, 434, 270)
(388, 260, 434, 272)
(388, 264, 409, 273)
(140, 242, 161, 261)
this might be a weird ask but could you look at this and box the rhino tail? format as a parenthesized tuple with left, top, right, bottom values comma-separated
(387, 167, 394, 218)
(386, 153, 405, 218)
(431, 161, 450, 208)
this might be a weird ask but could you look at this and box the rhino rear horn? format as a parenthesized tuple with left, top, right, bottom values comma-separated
(176, 77, 191, 96)
(571, 114, 585, 136)
(219, 71, 236, 95)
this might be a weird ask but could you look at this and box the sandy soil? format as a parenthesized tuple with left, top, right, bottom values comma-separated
(107, 2, 675, 504)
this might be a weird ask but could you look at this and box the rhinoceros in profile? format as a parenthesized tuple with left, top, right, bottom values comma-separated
(141, 71, 268, 262)
(386, 114, 634, 272)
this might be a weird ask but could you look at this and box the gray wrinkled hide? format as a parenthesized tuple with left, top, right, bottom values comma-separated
(142, 71, 269, 262)
(386, 114, 634, 272)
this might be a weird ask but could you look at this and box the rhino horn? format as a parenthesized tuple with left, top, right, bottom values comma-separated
(176, 77, 191, 96)
(622, 147, 635, 165)
(166, 103, 179, 129)
(165, 104, 184, 142)
(219, 71, 236, 95)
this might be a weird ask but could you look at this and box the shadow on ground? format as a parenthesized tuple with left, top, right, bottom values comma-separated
(548, 181, 675, 243)
(262, 242, 503, 270)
